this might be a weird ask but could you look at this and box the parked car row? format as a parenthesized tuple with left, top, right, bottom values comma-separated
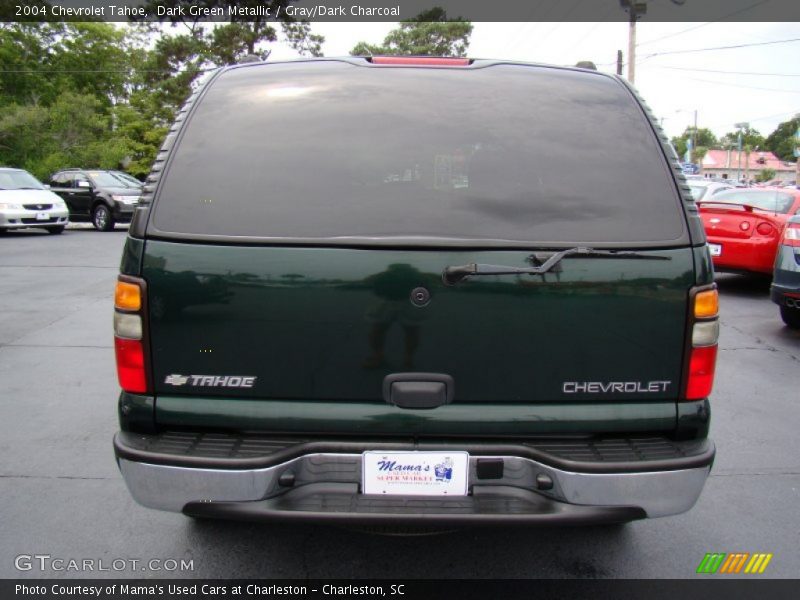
(0, 167, 70, 234)
(686, 178, 734, 201)
(697, 187, 800, 328)
(0, 167, 142, 234)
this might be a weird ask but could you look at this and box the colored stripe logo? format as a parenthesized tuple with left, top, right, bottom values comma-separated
(697, 553, 773, 574)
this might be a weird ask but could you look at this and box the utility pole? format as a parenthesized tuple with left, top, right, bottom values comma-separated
(735, 122, 749, 183)
(692, 109, 698, 163)
(620, 1, 686, 84)
(616, 50, 623, 76)
(628, 11, 636, 82)
(620, 1, 647, 84)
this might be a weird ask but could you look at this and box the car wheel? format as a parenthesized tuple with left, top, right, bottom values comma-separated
(780, 305, 800, 329)
(92, 204, 115, 231)
(47, 226, 65, 235)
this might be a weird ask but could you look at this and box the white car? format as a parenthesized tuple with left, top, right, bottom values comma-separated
(0, 168, 70, 234)
(687, 179, 734, 201)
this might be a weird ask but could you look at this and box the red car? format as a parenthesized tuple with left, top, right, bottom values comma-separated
(698, 188, 800, 275)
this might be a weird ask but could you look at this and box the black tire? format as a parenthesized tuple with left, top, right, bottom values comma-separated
(780, 305, 800, 329)
(47, 226, 65, 235)
(92, 203, 115, 231)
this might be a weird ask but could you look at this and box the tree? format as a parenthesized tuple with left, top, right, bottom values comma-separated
(350, 7, 472, 56)
(765, 114, 800, 162)
(282, 21, 324, 58)
(0, 10, 326, 180)
(670, 127, 716, 162)
(0, 22, 131, 108)
(136, 1, 325, 117)
(719, 126, 765, 151)
(0, 92, 133, 179)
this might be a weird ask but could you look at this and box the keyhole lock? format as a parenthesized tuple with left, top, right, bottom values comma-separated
(410, 287, 431, 307)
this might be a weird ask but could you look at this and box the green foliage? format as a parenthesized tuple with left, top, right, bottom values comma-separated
(113, 103, 169, 178)
(765, 114, 800, 162)
(694, 146, 709, 162)
(670, 127, 717, 160)
(0, 22, 130, 108)
(719, 126, 765, 151)
(350, 7, 472, 56)
(282, 21, 324, 57)
(755, 168, 777, 183)
(0, 92, 133, 179)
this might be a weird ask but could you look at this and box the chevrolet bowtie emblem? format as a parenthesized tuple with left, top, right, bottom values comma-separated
(164, 374, 189, 386)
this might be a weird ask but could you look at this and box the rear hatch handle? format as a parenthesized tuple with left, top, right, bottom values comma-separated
(442, 247, 671, 286)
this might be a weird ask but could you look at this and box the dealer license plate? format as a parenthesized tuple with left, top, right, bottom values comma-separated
(36, 212, 49, 221)
(362, 451, 469, 496)
(708, 243, 722, 257)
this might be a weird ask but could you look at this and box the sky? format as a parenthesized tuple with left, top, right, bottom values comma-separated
(265, 21, 800, 148)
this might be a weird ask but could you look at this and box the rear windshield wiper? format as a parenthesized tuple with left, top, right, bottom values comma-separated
(442, 247, 671, 286)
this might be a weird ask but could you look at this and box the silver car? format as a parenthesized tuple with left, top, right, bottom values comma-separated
(0, 168, 70, 234)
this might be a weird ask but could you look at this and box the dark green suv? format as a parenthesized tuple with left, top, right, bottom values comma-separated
(113, 57, 718, 525)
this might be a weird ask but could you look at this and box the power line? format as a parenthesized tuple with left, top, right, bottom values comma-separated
(571, 3, 621, 58)
(637, 22, 715, 47)
(640, 37, 800, 60)
(636, 0, 772, 47)
(597, 37, 800, 70)
(671, 74, 800, 94)
(702, 109, 799, 130)
(736, 109, 799, 123)
(652, 65, 800, 77)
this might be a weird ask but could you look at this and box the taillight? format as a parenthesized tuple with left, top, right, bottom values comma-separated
(755, 222, 775, 236)
(781, 222, 800, 247)
(685, 346, 718, 399)
(114, 276, 149, 394)
(115, 338, 147, 393)
(683, 286, 719, 400)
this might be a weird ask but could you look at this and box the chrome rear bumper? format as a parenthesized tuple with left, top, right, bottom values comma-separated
(115, 433, 714, 523)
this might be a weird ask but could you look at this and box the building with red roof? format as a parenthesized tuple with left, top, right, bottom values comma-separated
(700, 149, 796, 184)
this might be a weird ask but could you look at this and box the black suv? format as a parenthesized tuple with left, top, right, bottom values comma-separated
(49, 169, 140, 231)
(113, 58, 718, 526)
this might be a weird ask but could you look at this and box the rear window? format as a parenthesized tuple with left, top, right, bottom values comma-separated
(151, 61, 686, 245)
(707, 190, 796, 214)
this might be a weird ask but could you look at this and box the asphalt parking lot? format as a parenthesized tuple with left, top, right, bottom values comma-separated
(0, 227, 798, 579)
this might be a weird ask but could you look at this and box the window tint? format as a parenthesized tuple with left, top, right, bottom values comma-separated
(87, 171, 126, 187)
(110, 171, 142, 188)
(709, 190, 795, 214)
(152, 62, 685, 245)
(51, 172, 73, 187)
